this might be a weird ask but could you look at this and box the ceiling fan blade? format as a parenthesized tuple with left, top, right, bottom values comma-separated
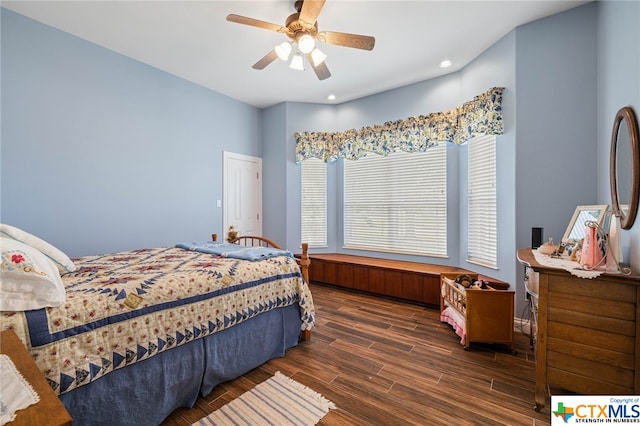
(299, 0, 326, 25)
(252, 50, 279, 70)
(318, 31, 375, 51)
(306, 54, 331, 80)
(226, 14, 287, 33)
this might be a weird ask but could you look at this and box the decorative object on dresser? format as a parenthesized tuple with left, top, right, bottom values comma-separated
(554, 204, 631, 275)
(517, 248, 640, 412)
(439, 273, 515, 352)
(560, 205, 608, 245)
(0, 224, 314, 426)
(531, 227, 543, 249)
(537, 239, 559, 256)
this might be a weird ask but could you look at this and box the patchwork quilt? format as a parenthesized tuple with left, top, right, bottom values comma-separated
(0, 247, 315, 395)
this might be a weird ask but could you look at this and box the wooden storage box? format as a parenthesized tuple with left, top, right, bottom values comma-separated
(440, 273, 515, 351)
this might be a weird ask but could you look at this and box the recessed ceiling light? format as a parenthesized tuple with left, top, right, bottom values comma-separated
(327, 94, 336, 100)
(440, 59, 452, 68)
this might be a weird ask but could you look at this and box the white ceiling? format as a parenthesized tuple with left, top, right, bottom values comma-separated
(3, 0, 589, 109)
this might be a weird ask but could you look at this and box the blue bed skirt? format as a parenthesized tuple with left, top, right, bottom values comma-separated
(59, 304, 303, 426)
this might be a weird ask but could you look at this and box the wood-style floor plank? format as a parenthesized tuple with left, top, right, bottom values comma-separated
(162, 283, 551, 425)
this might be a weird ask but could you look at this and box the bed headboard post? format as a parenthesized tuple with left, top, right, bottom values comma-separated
(299, 243, 312, 343)
(299, 243, 310, 285)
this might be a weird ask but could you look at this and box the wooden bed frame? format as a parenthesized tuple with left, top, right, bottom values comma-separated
(213, 233, 312, 341)
(440, 273, 515, 351)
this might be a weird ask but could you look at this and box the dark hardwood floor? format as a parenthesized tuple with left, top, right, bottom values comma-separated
(162, 283, 551, 425)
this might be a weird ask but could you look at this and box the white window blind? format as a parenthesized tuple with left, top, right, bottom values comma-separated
(467, 135, 497, 268)
(344, 146, 447, 257)
(301, 158, 327, 247)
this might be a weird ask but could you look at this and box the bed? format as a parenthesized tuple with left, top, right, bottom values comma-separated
(0, 225, 314, 426)
(439, 273, 514, 351)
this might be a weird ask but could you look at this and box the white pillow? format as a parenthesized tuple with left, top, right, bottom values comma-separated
(0, 238, 66, 311)
(0, 224, 76, 273)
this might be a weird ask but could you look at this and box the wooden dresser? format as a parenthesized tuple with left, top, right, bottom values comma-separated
(0, 329, 72, 426)
(517, 248, 640, 410)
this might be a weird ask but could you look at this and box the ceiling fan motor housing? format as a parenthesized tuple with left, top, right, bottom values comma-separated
(285, 13, 318, 39)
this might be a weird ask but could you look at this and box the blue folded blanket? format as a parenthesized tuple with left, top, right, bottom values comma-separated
(175, 241, 293, 261)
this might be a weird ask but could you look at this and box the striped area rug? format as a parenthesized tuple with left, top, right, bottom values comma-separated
(193, 372, 336, 426)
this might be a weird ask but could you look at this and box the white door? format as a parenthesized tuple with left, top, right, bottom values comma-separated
(223, 151, 262, 239)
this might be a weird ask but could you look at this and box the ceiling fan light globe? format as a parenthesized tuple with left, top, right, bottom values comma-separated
(275, 42, 292, 61)
(297, 34, 315, 54)
(290, 52, 305, 71)
(310, 48, 327, 66)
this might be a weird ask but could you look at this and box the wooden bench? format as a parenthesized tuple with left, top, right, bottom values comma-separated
(306, 253, 508, 307)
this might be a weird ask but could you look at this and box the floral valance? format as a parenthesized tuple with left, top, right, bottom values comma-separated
(295, 87, 504, 163)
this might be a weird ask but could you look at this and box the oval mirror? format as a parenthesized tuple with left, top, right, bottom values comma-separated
(610, 106, 640, 229)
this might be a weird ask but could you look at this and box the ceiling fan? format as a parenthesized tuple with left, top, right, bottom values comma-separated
(226, 0, 375, 80)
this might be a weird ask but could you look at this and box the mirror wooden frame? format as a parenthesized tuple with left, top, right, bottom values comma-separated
(610, 106, 640, 230)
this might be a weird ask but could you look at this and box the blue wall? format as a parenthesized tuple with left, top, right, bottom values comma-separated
(514, 3, 599, 313)
(1, 9, 262, 256)
(596, 0, 640, 268)
(515, 3, 598, 254)
(264, 2, 633, 315)
(3, 2, 638, 315)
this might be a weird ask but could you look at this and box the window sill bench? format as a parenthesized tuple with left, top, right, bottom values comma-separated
(306, 253, 509, 307)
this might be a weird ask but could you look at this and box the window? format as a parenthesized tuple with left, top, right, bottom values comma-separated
(343, 145, 447, 257)
(301, 158, 327, 247)
(467, 135, 497, 268)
